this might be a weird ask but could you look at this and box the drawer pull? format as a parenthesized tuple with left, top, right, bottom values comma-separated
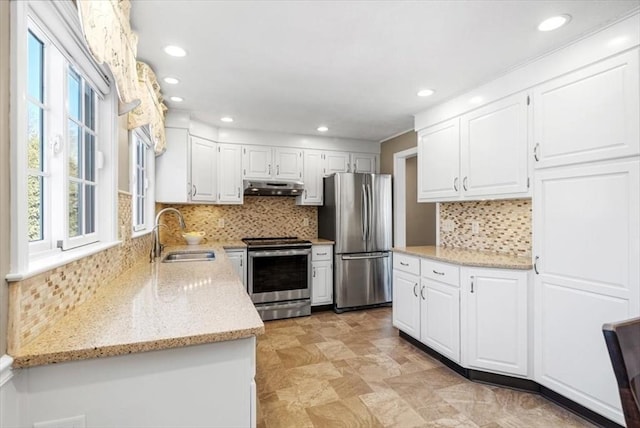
(420, 285, 426, 300)
(317, 252, 328, 256)
(471, 276, 475, 293)
(413, 283, 418, 297)
(432, 269, 445, 276)
(400, 262, 409, 266)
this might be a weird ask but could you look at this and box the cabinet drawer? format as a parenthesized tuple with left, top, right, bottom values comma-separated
(312, 245, 332, 261)
(421, 259, 459, 286)
(393, 253, 420, 275)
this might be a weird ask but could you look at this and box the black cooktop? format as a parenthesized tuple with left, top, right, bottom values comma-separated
(242, 237, 312, 248)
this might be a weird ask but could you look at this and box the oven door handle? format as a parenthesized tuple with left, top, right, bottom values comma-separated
(341, 252, 388, 260)
(249, 249, 311, 257)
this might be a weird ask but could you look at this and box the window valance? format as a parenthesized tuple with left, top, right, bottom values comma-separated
(128, 62, 168, 155)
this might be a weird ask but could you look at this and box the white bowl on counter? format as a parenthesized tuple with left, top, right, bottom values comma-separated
(182, 231, 206, 245)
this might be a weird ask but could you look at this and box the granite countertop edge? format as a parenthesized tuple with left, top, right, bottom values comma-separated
(392, 246, 533, 270)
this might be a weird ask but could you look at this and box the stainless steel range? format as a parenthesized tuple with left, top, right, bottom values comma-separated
(242, 237, 312, 321)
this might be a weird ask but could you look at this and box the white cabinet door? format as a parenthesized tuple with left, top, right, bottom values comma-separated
(351, 153, 377, 173)
(225, 249, 246, 288)
(190, 136, 217, 202)
(298, 150, 324, 205)
(533, 159, 639, 424)
(460, 93, 529, 198)
(324, 151, 351, 175)
(275, 147, 303, 181)
(463, 268, 528, 376)
(392, 270, 421, 339)
(242, 145, 272, 179)
(420, 279, 460, 363)
(156, 127, 190, 203)
(217, 144, 243, 204)
(311, 261, 332, 305)
(533, 50, 639, 169)
(417, 118, 460, 201)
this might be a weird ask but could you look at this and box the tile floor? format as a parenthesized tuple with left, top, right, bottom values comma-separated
(256, 307, 595, 428)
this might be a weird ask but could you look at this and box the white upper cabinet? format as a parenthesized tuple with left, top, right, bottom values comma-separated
(418, 118, 460, 201)
(351, 153, 377, 173)
(190, 136, 217, 202)
(156, 127, 190, 203)
(532, 50, 639, 169)
(242, 145, 273, 179)
(217, 144, 243, 204)
(324, 151, 351, 175)
(274, 147, 303, 181)
(298, 150, 324, 205)
(460, 93, 529, 198)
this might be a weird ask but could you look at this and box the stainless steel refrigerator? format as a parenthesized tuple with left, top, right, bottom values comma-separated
(318, 173, 392, 312)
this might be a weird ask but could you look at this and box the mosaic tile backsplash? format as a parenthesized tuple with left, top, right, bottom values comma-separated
(439, 199, 532, 257)
(160, 196, 318, 245)
(8, 192, 153, 353)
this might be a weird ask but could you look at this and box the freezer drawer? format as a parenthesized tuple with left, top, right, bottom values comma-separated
(334, 252, 392, 311)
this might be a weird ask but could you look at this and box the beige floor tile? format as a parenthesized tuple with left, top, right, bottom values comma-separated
(360, 388, 427, 427)
(421, 413, 481, 428)
(276, 343, 328, 369)
(276, 378, 340, 408)
(436, 382, 512, 426)
(306, 397, 384, 428)
(285, 361, 343, 386)
(345, 353, 403, 381)
(316, 339, 358, 361)
(329, 373, 374, 399)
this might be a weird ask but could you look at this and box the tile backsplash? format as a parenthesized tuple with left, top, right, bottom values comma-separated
(8, 192, 153, 352)
(160, 196, 318, 244)
(439, 198, 531, 257)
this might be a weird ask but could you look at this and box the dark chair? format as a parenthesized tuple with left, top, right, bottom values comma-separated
(603, 317, 640, 428)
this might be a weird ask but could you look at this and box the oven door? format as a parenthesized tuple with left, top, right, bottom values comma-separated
(248, 248, 311, 303)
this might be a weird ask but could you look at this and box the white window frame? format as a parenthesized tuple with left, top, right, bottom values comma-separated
(9, 0, 118, 279)
(130, 127, 155, 235)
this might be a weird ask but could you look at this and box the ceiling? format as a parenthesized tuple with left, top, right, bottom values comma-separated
(130, 1, 639, 142)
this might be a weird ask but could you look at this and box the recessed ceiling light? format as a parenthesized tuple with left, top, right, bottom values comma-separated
(317, 126, 329, 132)
(164, 77, 180, 85)
(469, 96, 483, 105)
(538, 15, 571, 32)
(169, 96, 184, 102)
(164, 45, 187, 57)
(221, 117, 234, 123)
(417, 89, 435, 97)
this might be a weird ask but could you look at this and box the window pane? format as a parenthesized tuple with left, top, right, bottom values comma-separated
(68, 120, 81, 178)
(85, 132, 95, 181)
(84, 83, 95, 130)
(68, 181, 82, 237)
(27, 31, 43, 102)
(28, 175, 43, 241)
(68, 69, 81, 121)
(85, 184, 95, 234)
(27, 102, 43, 171)
(137, 195, 144, 226)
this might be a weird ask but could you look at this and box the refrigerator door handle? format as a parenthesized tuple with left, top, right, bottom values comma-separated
(367, 182, 373, 244)
(341, 252, 389, 260)
(361, 183, 368, 241)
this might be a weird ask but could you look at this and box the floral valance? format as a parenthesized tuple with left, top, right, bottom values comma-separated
(77, 0, 140, 114)
(128, 62, 168, 154)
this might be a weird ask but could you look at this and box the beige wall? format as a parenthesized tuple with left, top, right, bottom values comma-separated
(1, 0, 10, 356)
(380, 131, 436, 246)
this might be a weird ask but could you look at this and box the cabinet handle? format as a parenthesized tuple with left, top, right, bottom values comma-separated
(240, 259, 243, 267)
(420, 285, 426, 300)
(268, 164, 272, 175)
(347, 163, 351, 173)
(453, 177, 459, 191)
(534, 256, 539, 275)
(470, 276, 475, 293)
(313, 267, 316, 278)
(304, 189, 307, 198)
(413, 283, 418, 297)
(277, 165, 280, 175)
(432, 269, 444, 276)
(237, 187, 241, 198)
(400, 261, 409, 266)
(317, 252, 328, 256)
(462, 177, 468, 191)
(534, 143, 540, 162)
(192, 185, 197, 196)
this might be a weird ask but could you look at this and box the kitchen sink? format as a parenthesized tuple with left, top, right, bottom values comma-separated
(161, 251, 216, 263)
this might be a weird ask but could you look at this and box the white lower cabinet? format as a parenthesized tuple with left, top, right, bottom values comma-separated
(461, 268, 529, 377)
(392, 269, 421, 339)
(311, 244, 333, 306)
(225, 249, 246, 288)
(420, 278, 460, 362)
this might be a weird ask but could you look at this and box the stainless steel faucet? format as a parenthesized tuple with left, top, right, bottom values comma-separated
(151, 208, 187, 261)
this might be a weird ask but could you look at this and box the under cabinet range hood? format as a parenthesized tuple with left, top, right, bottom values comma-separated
(243, 180, 305, 196)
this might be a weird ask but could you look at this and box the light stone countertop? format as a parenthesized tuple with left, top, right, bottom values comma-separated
(310, 238, 335, 245)
(393, 246, 533, 270)
(11, 244, 264, 368)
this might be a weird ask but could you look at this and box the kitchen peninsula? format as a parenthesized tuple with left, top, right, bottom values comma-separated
(9, 244, 263, 427)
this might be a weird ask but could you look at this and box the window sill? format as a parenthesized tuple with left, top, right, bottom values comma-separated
(6, 240, 122, 282)
(131, 228, 153, 239)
